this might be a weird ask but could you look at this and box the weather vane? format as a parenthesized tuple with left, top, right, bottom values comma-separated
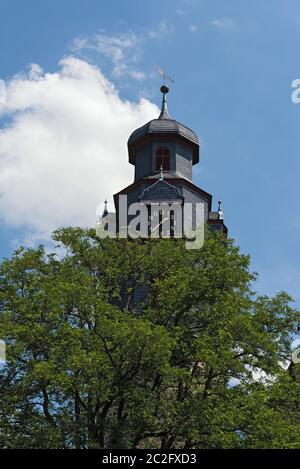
(156, 66, 175, 87)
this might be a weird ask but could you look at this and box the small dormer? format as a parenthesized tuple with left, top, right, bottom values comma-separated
(127, 86, 200, 183)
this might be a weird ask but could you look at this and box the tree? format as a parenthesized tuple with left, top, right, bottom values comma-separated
(0, 227, 299, 448)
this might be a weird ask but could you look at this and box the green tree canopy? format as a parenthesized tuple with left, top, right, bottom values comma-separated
(0, 228, 299, 448)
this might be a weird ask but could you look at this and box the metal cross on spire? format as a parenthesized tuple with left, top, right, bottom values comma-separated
(156, 65, 175, 87)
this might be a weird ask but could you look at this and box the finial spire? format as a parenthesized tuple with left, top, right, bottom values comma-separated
(102, 198, 108, 218)
(158, 85, 170, 119)
(159, 165, 164, 180)
(156, 66, 174, 120)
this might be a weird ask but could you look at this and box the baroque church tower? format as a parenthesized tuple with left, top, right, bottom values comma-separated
(109, 85, 227, 237)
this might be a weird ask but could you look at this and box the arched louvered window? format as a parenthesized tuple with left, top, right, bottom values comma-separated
(155, 147, 170, 171)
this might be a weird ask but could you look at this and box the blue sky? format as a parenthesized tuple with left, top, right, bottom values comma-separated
(0, 0, 300, 307)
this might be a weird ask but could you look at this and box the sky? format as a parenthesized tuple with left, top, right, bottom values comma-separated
(0, 0, 300, 308)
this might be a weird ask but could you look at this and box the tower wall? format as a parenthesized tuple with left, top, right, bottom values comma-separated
(175, 143, 193, 181)
(134, 143, 152, 180)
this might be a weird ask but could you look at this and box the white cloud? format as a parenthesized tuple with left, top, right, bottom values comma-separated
(210, 17, 234, 31)
(71, 37, 90, 52)
(129, 70, 146, 81)
(189, 24, 198, 33)
(28, 63, 44, 80)
(0, 57, 159, 240)
(70, 31, 144, 80)
(70, 24, 174, 82)
(147, 20, 174, 39)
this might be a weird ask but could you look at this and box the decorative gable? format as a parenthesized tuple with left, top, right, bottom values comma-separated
(139, 178, 183, 203)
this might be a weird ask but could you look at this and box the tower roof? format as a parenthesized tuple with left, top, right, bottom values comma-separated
(128, 86, 199, 165)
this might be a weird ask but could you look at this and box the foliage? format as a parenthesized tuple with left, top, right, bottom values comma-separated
(0, 228, 299, 448)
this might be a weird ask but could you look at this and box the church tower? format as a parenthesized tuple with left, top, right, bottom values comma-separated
(112, 85, 227, 237)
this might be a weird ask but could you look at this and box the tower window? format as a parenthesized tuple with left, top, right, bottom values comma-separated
(155, 147, 170, 171)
